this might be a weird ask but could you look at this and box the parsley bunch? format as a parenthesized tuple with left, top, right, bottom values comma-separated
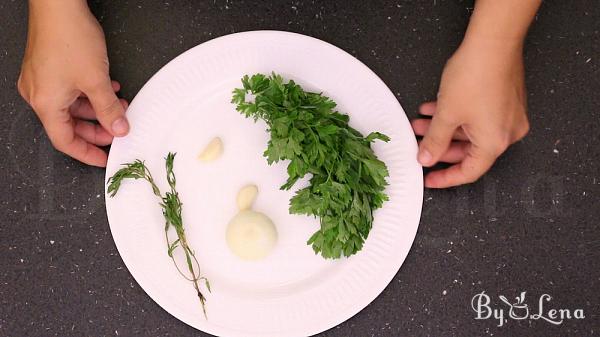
(232, 73, 390, 259)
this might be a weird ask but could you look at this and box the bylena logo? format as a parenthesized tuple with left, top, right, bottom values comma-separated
(471, 291, 585, 327)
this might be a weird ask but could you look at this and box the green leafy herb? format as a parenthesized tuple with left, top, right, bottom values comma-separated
(232, 73, 390, 259)
(107, 153, 210, 317)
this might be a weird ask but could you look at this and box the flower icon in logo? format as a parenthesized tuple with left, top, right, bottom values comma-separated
(499, 291, 529, 320)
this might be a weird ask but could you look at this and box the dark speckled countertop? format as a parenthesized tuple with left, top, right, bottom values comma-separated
(1, 1, 599, 336)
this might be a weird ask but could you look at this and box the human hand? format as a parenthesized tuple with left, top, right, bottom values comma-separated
(411, 39, 530, 188)
(18, 0, 128, 167)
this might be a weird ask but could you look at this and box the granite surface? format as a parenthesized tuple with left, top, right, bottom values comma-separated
(1, 1, 599, 336)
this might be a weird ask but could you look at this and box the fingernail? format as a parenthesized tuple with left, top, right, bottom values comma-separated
(418, 149, 433, 166)
(112, 117, 129, 136)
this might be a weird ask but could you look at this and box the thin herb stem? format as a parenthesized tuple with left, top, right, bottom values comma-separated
(107, 153, 210, 317)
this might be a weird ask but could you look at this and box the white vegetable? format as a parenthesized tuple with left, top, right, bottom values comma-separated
(226, 210, 277, 260)
(198, 137, 223, 162)
(236, 184, 258, 211)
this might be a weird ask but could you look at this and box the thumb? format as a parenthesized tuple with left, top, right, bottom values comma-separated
(418, 112, 458, 167)
(86, 78, 129, 137)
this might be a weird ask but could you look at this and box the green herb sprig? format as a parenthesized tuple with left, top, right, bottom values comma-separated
(107, 153, 210, 317)
(232, 73, 390, 259)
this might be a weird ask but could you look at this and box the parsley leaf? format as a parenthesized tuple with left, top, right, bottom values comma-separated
(232, 73, 390, 259)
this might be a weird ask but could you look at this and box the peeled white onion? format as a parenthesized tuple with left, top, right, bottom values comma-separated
(226, 210, 277, 260)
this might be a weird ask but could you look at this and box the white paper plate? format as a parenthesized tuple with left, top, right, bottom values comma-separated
(105, 31, 422, 337)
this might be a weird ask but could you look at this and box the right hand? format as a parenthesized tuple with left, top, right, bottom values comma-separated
(411, 38, 529, 188)
(18, 0, 128, 167)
